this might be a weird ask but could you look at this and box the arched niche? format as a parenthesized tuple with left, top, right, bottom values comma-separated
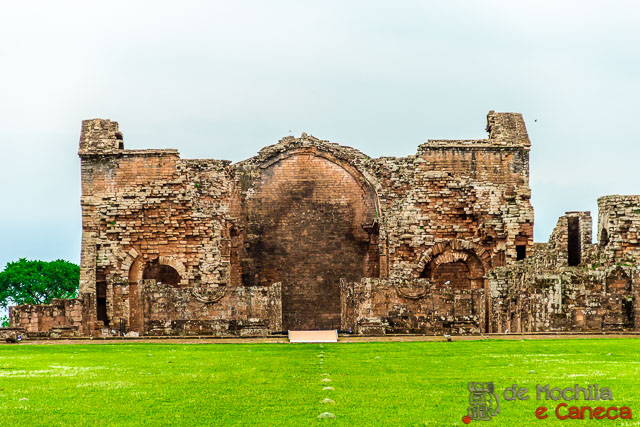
(143, 262, 181, 286)
(129, 256, 187, 286)
(416, 240, 490, 278)
(420, 249, 485, 289)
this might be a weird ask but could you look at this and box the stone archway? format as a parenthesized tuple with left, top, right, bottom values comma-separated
(126, 255, 188, 334)
(420, 248, 486, 289)
(415, 239, 491, 277)
(128, 255, 187, 286)
(416, 239, 491, 331)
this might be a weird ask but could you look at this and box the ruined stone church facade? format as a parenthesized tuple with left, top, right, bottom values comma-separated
(9, 112, 640, 336)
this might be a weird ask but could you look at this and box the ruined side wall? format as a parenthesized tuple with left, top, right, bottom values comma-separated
(489, 256, 640, 333)
(80, 152, 231, 288)
(374, 112, 533, 280)
(598, 195, 640, 260)
(77, 120, 285, 335)
(9, 299, 83, 335)
(489, 207, 640, 333)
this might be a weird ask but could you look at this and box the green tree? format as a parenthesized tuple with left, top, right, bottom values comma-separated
(0, 258, 79, 310)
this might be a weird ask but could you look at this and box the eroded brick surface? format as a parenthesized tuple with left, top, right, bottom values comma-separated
(8, 112, 640, 336)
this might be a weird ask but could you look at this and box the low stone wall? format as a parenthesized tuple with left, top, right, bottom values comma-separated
(489, 249, 640, 333)
(341, 278, 485, 334)
(144, 319, 273, 337)
(9, 298, 83, 335)
(138, 281, 282, 336)
(0, 327, 25, 341)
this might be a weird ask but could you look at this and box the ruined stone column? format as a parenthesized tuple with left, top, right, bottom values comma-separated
(77, 119, 125, 334)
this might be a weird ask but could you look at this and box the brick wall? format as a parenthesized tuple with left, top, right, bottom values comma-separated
(71, 112, 535, 335)
(233, 150, 379, 330)
(488, 209, 640, 333)
(14, 111, 639, 337)
(9, 299, 83, 335)
(598, 195, 640, 259)
(341, 278, 485, 334)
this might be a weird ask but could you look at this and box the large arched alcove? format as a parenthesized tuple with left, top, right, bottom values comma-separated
(239, 150, 380, 330)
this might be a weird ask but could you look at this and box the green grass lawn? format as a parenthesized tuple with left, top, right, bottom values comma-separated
(1, 339, 639, 426)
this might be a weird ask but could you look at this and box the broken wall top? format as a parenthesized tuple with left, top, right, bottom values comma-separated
(78, 111, 531, 163)
(418, 111, 531, 151)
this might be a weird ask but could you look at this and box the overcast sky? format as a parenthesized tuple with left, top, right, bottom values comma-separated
(1, 1, 639, 270)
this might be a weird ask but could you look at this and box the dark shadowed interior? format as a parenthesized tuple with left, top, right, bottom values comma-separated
(236, 153, 380, 329)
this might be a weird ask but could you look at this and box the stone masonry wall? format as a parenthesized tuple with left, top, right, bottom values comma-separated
(231, 147, 379, 330)
(341, 278, 485, 334)
(488, 206, 640, 333)
(547, 211, 592, 267)
(598, 195, 640, 260)
(9, 298, 83, 336)
(22, 111, 640, 337)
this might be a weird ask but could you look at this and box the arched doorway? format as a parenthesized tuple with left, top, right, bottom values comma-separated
(126, 256, 185, 334)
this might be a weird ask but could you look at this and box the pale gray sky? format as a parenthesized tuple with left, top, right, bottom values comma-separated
(1, 1, 639, 270)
